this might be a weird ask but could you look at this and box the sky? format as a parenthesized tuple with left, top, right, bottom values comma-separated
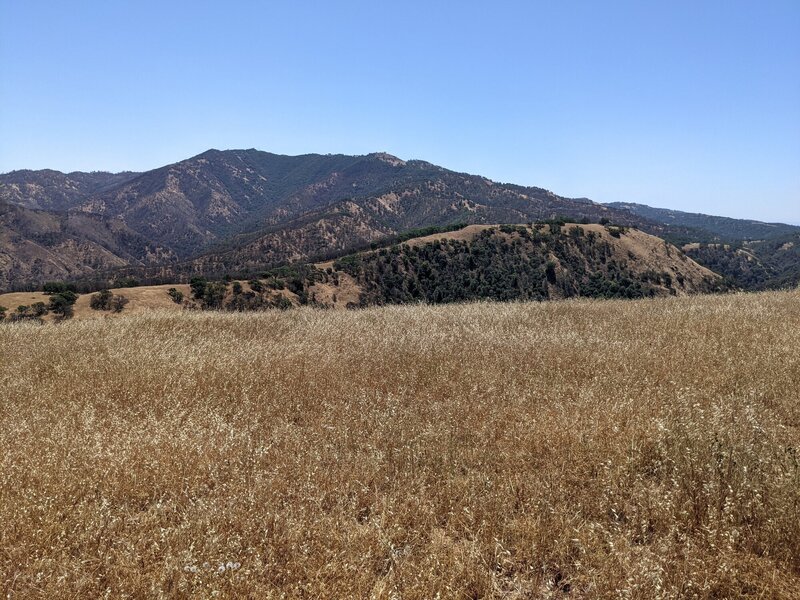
(1, 1, 798, 223)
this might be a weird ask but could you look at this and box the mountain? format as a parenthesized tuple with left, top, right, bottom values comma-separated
(71, 150, 374, 257)
(0, 149, 651, 290)
(606, 202, 800, 242)
(0, 170, 139, 212)
(0, 200, 173, 291)
(0, 149, 795, 293)
(71, 149, 647, 258)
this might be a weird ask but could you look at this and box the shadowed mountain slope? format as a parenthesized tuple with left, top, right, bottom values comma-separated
(607, 202, 800, 242)
(0, 200, 173, 291)
(1, 149, 796, 292)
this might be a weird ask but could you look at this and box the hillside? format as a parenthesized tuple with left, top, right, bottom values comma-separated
(0, 284, 189, 322)
(607, 201, 800, 242)
(2, 150, 796, 293)
(0, 149, 647, 290)
(683, 231, 800, 290)
(308, 223, 722, 308)
(0, 223, 721, 319)
(603, 202, 800, 290)
(0, 200, 173, 291)
(2, 291, 798, 597)
(0, 169, 139, 212)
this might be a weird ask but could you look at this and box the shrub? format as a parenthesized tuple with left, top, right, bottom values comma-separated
(605, 225, 625, 238)
(112, 277, 139, 288)
(90, 289, 114, 311)
(545, 261, 557, 284)
(109, 295, 129, 313)
(42, 281, 77, 295)
(5, 306, 45, 324)
(30, 302, 48, 317)
(202, 282, 228, 309)
(274, 295, 292, 310)
(189, 277, 208, 300)
(48, 291, 77, 319)
(90, 290, 130, 313)
(566, 226, 583, 239)
(167, 288, 184, 304)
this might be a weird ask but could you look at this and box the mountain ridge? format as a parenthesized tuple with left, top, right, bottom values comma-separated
(606, 201, 800, 242)
(1, 149, 797, 292)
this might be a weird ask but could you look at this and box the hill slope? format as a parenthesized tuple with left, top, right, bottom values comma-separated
(607, 201, 800, 242)
(306, 223, 721, 307)
(2, 149, 796, 292)
(0, 200, 173, 291)
(0, 149, 647, 290)
(0, 223, 720, 318)
(683, 231, 800, 290)
(604, 202, 800, 289)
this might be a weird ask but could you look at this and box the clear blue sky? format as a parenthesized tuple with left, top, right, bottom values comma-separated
(1, 1, 798, 223)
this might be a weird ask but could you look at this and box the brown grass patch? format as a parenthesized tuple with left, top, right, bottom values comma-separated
(1, 291, 799, 597)
(0, 284, 192, 322)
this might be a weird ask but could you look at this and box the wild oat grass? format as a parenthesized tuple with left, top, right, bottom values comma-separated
(1, 291, 799, 598)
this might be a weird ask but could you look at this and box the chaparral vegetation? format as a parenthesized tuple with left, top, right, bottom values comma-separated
(1, 290, 799, 598)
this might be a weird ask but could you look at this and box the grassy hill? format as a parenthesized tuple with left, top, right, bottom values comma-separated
(0, 284, 191, 322)
(316, 223, 721, 307)
(606, 203, 800, 289)
(0, 149, 647, 291)
(1, 291, 798, 597)
(1, 223, 724, 319)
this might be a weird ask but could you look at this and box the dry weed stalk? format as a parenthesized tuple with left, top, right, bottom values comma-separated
(1, 291, 799, 598)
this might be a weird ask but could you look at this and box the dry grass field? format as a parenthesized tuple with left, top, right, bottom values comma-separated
(1, 291, 799, 598)
(0, 284, 191, 322)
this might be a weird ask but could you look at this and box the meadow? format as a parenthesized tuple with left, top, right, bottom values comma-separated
(1, 291, 799, 598)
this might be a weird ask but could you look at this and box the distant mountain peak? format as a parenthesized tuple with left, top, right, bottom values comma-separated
(368, 152, 406, 167)
(3, 149, 798, 292)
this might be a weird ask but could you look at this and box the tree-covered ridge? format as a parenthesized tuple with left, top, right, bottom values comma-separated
(684, 231, 800, 290)
(3, 149, 796, 294)
(322, 224, 722, 307)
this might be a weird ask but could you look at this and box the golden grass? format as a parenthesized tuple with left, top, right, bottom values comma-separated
(1, 291, 799, 598)
(0, 284, 191, 322)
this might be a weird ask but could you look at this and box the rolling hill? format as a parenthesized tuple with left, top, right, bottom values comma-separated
(0, 149, 797, 293)
(0, 222, 722, 319)
(0, 149, 645, 290)
(604, 202, 800, 289)
(304, 223, 722, 308)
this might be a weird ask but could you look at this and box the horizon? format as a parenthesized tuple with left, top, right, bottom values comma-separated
(2, 145, 800, 227)
(1, 1, 799, 223)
